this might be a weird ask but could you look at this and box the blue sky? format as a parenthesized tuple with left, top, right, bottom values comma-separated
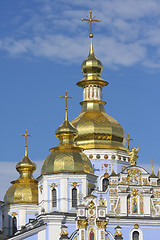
(1, 0, 160, 199)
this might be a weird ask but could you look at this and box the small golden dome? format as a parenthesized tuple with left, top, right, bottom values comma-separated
(77, 39, 108, 87)
(4, 156, 38, 204)
(41, 109, 94, 175)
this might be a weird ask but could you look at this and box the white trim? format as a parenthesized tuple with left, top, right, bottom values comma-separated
(130, 227, 143, 240)
(49, 185, 59, 212)
(70, 185, 80, 210)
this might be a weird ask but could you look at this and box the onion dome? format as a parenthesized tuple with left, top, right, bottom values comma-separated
(41, 92, 94, 175)
(77, 39, 108, 88)
(4, 130, 38, 204)
(71, 31, 126, 150)
(149, 166, 158, 179)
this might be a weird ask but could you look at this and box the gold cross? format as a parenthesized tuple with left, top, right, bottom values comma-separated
(81, 10, 101, 38)
(151, 159, 154, 172)
(60, 90, 73, 111)
(127, 133, 134, 150)
(20, 129, 32, 156)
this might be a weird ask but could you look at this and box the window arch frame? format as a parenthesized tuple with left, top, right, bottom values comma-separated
(52, 188, 57, 208)
(130, 228, 143, 240)
(102, 178, 109, 192)
(12, 216, 17, 235)
(49, 184, 58, 211)
(72, 187, 77, 208)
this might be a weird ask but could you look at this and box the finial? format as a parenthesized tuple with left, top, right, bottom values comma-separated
(151, 159, 154, 172)
(127, 133, 134, 150)
(81, 10, 101, 38)
(20, 129, 32, 157)
(60, 91, 73, 121)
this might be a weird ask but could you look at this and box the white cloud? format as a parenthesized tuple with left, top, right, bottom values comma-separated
(1, 0, 160, 68)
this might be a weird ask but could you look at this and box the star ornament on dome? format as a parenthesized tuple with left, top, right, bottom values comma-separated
(81, 10, 101, 38)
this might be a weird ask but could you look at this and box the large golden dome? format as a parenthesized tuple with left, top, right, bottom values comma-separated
(41, 108, 94, 175)
(71, 39, 126, 150)
(72, 102, 126, 150)
(4, 155, 38, 204)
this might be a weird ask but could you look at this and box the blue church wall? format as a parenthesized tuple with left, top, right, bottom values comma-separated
(46, 225, 49, 240)
(66, 223, 77, 238)
(26, 213, 36, 223)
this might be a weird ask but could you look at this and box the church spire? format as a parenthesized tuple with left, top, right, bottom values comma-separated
(60, 90, 73, 121)
(71, 11, 126, 151)
(20, 129, 32, 157)
(77, 10, 108, 98)
(55, 91, 78, 146)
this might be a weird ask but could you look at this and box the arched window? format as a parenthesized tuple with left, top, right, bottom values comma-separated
(102, 178, 109, 191)
(132, 231, 139, 240)
(12, 217, 17, 235)
(72, 187, 77, 207)
(52, 188, 57, 208)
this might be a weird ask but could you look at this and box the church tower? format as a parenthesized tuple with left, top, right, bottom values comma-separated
(2, 130, 38, 236)
(71, 11, 130, 190)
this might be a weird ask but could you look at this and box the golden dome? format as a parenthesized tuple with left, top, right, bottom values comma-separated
(71, 101, 126, 150)
(71, 39, 126, 150)
(4, 155, 38, 204)
(77, 39, 108, 88)
(41, 108, 94, 175)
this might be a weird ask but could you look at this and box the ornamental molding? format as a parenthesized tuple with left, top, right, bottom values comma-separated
(96, 220, 108, 229)
(77, 219, 88, 229)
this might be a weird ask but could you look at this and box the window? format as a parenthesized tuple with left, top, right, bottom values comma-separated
(12, 217, 17, 235)
(102, 178, 109, 191)
(72, 187, 77, 207)
(132, 231, 139, 240)
(89, 229, 95, 240)
(52, 188, 57, 208)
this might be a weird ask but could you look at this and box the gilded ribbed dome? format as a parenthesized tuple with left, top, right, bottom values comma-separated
(4, 155, 38, 204)
(41, 109, 94, 175)
(71, 102, 126, 150)
(71, 39, 126, 150)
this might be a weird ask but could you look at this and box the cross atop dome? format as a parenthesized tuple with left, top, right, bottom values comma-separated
(60, 90, 73, 121)
(81, 10, 101, 38)
(20, 129, 32, 157)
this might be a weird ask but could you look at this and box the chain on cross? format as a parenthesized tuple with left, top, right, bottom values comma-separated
(20, 129, 32, 156)
(81, 10, 101, 38)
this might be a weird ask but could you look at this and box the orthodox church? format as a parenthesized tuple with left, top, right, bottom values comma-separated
(1, 11, 160, 240)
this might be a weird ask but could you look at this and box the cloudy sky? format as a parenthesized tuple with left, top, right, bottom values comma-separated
(1, 0, 160, 200)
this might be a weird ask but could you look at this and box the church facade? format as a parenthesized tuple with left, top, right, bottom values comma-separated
(1, 11, 160, 240)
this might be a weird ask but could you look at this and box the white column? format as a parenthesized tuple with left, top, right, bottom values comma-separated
(60, 177, 68, 212)
(18, 209, 26, 228)
(81, 178, 87, 197)
(119, 192, 129, 216)
(38, 228, 46, 240)
(142, 193, 152, 216)
(48, 222, 61, 240)
(79, 229, 86, 240)
(43, 179, 48, 213)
